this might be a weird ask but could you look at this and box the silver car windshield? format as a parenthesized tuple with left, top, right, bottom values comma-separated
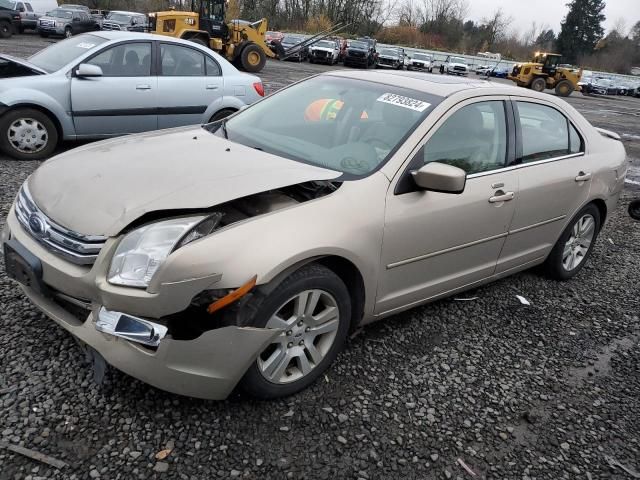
(28, 35, 108, 73)
(106, 13, 134, 22)
(380, 49, 398, 56)
(414, 54, 430, 61)
(450, 57, 466, 64)
(215, 76, 442, 177)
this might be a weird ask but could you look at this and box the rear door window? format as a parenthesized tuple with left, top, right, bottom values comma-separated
(516, 102, 572, 162)
(160, 44, 205, 76)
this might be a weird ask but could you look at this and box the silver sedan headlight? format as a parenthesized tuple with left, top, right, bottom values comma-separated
(107, 214, 222, 288)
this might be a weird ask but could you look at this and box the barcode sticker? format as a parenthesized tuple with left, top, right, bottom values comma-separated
(377, 93, 430, 112)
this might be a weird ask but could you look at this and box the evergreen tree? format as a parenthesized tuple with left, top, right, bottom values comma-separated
(556, 0, 605, 63)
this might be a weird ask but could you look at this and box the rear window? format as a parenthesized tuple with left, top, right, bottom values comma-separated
(28, 34, 107, 72)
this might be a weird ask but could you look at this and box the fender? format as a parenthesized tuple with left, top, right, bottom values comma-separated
(0, 86, 76, 139)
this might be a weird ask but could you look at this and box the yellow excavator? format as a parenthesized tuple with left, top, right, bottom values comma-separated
(508, 52, 582, 97)
(148, 0, 347, 73)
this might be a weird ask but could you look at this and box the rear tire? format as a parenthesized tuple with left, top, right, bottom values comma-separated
(531, 77, 546, 92)
(0, 108, 58, 161)
(543, 204, 600, 280)
(555, 80, 574, 97)
(0, 20, 12, 38)
(240, 43, 266, 73)
(240, 264, 351, 399)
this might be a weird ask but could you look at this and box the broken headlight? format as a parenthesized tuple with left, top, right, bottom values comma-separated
(108, 213, 223, 288)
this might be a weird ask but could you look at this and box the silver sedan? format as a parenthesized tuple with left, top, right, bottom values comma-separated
(0, 31, 264, 160)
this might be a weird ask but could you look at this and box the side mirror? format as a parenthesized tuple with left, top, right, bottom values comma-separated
(76, 63, 103, 77)
(18, 6, 25, 12)
(411, 162, 466, 194)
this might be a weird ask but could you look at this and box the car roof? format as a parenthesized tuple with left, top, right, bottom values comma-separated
(108, 11, 145, 16)
(84, 31, 201, 45)
(326, 70, 523, 97)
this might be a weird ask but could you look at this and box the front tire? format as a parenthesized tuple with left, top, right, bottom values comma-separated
(555, 80, 574, 97)
(240, 43, 266, 73)
(543, 204, 600, 280)
(64, 26, 72, 38)
(240, 264, 351, 399)
(209, 108, 236, 123)
(0, 108, 58, 161)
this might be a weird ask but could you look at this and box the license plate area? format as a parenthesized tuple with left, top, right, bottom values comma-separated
(3, 239, 47, 295)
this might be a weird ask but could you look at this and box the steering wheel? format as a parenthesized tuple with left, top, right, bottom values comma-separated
(362, 137, 393, 153)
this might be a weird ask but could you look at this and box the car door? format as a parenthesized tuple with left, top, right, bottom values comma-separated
(496, 98, 594, 274)
(79, 11, 94, 32)
(71, 41, 158, 137)
(376, 98, 519, 315)
(157, 43, 224, 129)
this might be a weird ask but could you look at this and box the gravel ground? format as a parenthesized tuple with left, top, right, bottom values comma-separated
(1, 32, 640, 480)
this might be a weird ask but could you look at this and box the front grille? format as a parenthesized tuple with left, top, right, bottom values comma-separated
(38, 19, 54, 27)
(101, 22, 121, 30)
(379, 58, 395, 65)
(15, 185, 106, 265)
(313, 51, 329, 58)
(453, 66, 466, 71)
(349, 50, 365, 57)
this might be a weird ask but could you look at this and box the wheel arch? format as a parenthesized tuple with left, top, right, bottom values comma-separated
(257, 255, 366, 331)
(0, 103, 64, 143)
(590, 198, 607, 229)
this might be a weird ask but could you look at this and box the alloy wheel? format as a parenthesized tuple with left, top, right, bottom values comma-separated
(562, 214, 596, 271)
(258, 289, 340, 384)
(7, 118, 48, 154)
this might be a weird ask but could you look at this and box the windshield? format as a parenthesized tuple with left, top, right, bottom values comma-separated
(45, 9, 74, 18)
(414, 53, 430, 61)
(315, 40, 334, 48)
(380, 49, 398, 56)
(349, 41, 366, 49)
(0, 0, 15, 9)
(106, 13, 133, 22)
(283, 35, 304, 44)
(450, 57, 466, 64)
(28, 34, 107, 72)
(209, 76, 441, 177)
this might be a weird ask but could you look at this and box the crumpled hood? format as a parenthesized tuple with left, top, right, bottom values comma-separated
(28, 126, 340, 236)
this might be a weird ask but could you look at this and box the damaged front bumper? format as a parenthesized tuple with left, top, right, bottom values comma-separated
(2, 209, 281, 400)
(22, 287, 279, 399)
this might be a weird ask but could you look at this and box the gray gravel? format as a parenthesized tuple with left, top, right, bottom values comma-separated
(1, 32, 640, 480)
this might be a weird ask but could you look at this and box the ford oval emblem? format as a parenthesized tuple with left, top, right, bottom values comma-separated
(28, 213, 47, 238)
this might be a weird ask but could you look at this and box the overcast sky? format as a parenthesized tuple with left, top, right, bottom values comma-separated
(466, 0, 639, 35)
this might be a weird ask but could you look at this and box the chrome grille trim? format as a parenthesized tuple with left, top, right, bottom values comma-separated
(101, 22, 122, 30)
(15, 184, 107, 265)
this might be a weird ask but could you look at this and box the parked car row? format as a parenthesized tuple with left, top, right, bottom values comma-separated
(579, 76, 640, 97)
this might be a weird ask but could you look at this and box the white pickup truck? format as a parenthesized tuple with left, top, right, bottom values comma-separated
(440, 55, 469, 76)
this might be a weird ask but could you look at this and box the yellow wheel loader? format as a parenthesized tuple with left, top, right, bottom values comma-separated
(148, 0, 348, 73)
(508, 52, 582, 97)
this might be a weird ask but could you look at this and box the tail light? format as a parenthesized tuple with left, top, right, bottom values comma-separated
(253, 82, 264, 97)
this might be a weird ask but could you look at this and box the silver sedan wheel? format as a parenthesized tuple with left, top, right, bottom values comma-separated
(562, 214, 596, 271)
(7, 118, 49, 154)
(258, 289, 340, 384)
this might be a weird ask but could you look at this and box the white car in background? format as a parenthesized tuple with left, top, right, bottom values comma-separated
(308, 39, 339, 65)
(441, 55, 468, 76)
(407, 52, 433, 72)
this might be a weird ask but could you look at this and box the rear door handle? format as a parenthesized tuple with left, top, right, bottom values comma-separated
(206, 84, 219, 90)
(488, 191, 515, 203)
(575, 172, 592, 182)
(136, 84, 151, 90)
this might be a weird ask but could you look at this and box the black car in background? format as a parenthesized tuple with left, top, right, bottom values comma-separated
(0, 0, 21, 38)
(280, 34, 309, 62)
(344, 38, 377, 68)
(377, 47, 404, 69)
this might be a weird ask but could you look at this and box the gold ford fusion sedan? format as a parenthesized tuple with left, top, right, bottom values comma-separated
(2, 71, 627, 399)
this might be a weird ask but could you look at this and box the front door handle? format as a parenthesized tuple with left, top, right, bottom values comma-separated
(136, 84, 151, 90)
(575, 172, 592, 182)
(488, 191, 515, 203)
(206, 84, 219, 90)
